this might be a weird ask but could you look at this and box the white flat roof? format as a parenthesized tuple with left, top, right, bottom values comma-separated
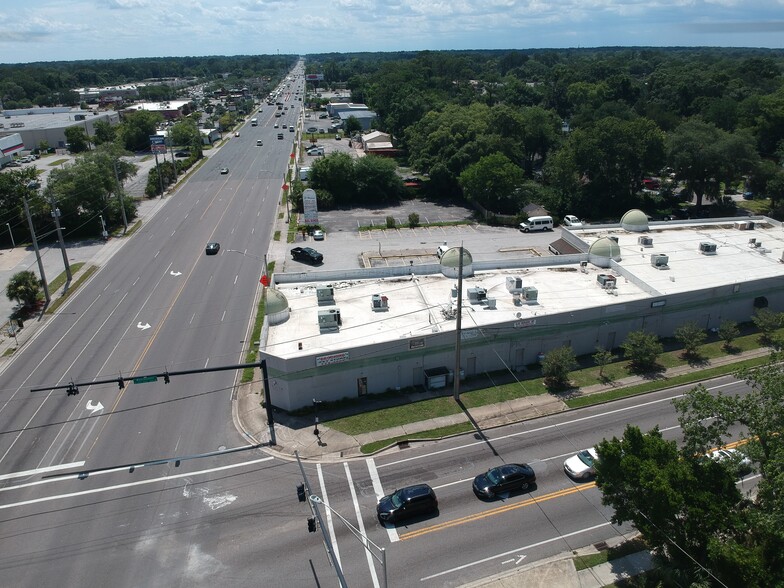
(267, 219, 784, 359)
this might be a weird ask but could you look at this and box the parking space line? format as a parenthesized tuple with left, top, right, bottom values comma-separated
(345, 463, 379, 588)
(366, 457, 398, 543)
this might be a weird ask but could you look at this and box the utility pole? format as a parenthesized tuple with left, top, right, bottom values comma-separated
(260, 359, 276, 446)
(99, 215, 108, 240)
(48, 196, 72, 287)
(453, 244, 464, 400)
(5, 223, 14, 248)
(154, 151, 164, 197)
(113, 160, 128, 233)
(22, 196, 50, 307)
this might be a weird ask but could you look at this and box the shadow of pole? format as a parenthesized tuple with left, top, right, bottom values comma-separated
(455, 398, 501, 459)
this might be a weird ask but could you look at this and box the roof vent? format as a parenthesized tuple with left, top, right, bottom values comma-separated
(597, 274, 616, 287)
(370, 294, 389, 312)
(317, 308, 341, 333)
(522, 286, 538, 302)
(651, 254, 669, 268)
(638, 236, 653, 247)
(315, 285, 334, 306)
(467, 287, 487, 304)
(505, 276, 523, 293)
(699, 242, 717, 255)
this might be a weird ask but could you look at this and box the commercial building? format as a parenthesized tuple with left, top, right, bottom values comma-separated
(260, 211, 784, 411)
(0, 107, 120, 152)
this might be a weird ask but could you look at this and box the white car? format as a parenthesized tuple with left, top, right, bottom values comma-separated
(312, 229, 325, 241)
(563, 215, 583, 229)
(709, 448, 752, 477)
(564, 447, 598, 479)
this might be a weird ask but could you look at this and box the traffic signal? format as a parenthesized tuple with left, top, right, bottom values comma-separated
(66, 383, 80, 396)
(164, 372, 170, 384)
(307, 517, 316, 533)
(296, 483, 306, 502)
(118, 377, 125, 390)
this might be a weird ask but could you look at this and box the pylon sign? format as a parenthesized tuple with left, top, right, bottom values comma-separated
(149, 135, 166, 154)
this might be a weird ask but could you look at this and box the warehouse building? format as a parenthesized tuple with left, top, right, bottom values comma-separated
(260, 212, 784, 410)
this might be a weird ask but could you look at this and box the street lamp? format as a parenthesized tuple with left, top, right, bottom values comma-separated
(312, 398, 322, 436)
(5, 223, 14, 248)
(309, 494, 387, 588)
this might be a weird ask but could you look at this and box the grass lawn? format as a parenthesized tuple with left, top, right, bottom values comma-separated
(327, 396, 463, 436)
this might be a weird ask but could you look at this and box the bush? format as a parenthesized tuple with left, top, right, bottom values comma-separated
(386, 216, 396, 228)
(408, 212, 420, 228)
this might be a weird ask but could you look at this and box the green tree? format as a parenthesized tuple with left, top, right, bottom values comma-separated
(592, 346, 616, 380)
(621, 330, 663, 372)
(667, 119, 759, 209)
(169, 118, 203, 155)
(674, 321, 707, 358)
(354, 155, 403, 204)
(118, 110, 163, 152)
(752, 307, 783, 346)
(717, 320, 740, 351)
(6, 270, 42, 308)
(595, 425, 749, 586)
(344, 116, 362, 136)
(458, 153, 526, 215)
(92, 120, 116, 146)
(309, 152, 356, 207)
(64, 126, 90, 153)
(541, 346, 578, 390)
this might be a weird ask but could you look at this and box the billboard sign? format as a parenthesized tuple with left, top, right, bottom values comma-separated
(149, 135, 166, 154)
(302, 188, 319, 224)
(305, 73, 324, 81)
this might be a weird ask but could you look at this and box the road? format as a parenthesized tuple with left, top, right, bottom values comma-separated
(0, 76, 303, 586)
(0, 371, 755, 586)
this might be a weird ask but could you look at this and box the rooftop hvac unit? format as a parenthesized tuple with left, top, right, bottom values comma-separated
(638, 236, 653, 247)
(699, 242, 717, 255)
(315, 285, 334, 306)
(597, 274, 616, 287)
(317, 308, 341, 333)
(505, 276, 523, 293)
(485, 298, 497, 309)
(651, 254, 669, 268)
(467, 287, 487, 304)
(522, 286, 538, 302)
(735, 220, 754, 230)
(370, 294, 389, 311)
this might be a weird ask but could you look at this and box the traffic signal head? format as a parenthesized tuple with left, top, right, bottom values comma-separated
(307, 517, 316, 533)
(296, 483, 306, 502)
(118, 377, 125, 390)
(164, 372, 170, 384)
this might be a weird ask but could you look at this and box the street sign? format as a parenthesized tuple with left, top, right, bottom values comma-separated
(149, 135, 167, 154)
(132, 375, 158, 384)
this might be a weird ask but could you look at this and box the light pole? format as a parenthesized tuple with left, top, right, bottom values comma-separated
(312, 398, 322, 436)
(5, 223, 14, 248)
(22, 196, 50, 307)
(309, 495, 387, 588)
(49, 195, 72, 286)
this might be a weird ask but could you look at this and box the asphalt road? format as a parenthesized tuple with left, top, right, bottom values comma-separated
(0, 84, 302, 586)
(0, 375, 755, 587)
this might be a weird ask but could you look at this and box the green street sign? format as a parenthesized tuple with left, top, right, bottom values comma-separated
(132, 375, 158, 384)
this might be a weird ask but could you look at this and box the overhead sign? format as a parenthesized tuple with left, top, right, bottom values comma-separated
(149, 135, 166, 154)
(302, 188, 318, 224)
(132, 375, 158, 384)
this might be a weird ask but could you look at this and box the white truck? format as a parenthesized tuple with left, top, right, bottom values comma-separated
(251, 118, 258, 126)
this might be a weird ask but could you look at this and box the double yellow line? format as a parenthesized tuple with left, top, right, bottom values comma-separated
(399, 482, 597, 541)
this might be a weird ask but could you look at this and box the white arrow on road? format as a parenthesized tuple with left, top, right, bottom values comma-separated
(137, 322, 151, 330)
(170, 271, 182, 276)
(501, 555, 527, 566)
(86, 400, 104, 414)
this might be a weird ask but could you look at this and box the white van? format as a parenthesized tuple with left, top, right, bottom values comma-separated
(519, 216, 553, 233)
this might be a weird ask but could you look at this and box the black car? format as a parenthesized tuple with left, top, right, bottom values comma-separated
(377, 484, 438, 524)
(205, 242, 220, 255)
(291, 246, 323, 264)
(472, 463, 536, 499)
(174, 150, 190, 158)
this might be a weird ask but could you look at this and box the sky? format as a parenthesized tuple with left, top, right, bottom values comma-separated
(1, 0, 783, 65)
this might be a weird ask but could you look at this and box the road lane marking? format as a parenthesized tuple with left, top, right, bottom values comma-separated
(317, 463, 342, 567)
(0, 455, 274, 510)
(400, 483, 597, 542)
(366, 458, 398, 543)
(344, 462, 379, 588)
(419, 522, 611, 582)
(0, 461, 85, 482)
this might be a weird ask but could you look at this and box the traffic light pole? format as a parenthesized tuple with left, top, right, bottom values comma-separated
(295, 451, 347, 588)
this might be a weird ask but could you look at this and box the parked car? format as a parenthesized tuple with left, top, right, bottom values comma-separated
(290, 246, 323, 264)
(472, 463, 536, 499)
(312, 229, 324, 241)
(5, 161, 20, 167)
(205, 242, 220, 255)
(643, 178, 661, 190)
(174, 150, 190, 158)
(319, 113, 328, 119)
(376, 484, 438, 524)
(709, 448, 752, 478)
(307, 147, 324, 156)
(335, 134, 341, 140)
(234, 131, 240, 137)
(563, 448, 598, 479)
(562, 215, 583, 229)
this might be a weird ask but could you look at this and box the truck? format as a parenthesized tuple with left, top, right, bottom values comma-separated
(291, 247, 323, 265)
(251, 118, 258, 126)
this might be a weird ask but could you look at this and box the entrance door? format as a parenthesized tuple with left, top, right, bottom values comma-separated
(357, 377, 367, 397)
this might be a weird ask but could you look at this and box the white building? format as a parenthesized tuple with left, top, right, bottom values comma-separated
(261, 211, 784, 410)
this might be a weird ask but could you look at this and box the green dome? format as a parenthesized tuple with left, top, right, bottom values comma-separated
(620, 209, 649, 232)
(265, 288, 289, 315)
(589, 237, 621, 258)
(440, 247, 473, 268)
